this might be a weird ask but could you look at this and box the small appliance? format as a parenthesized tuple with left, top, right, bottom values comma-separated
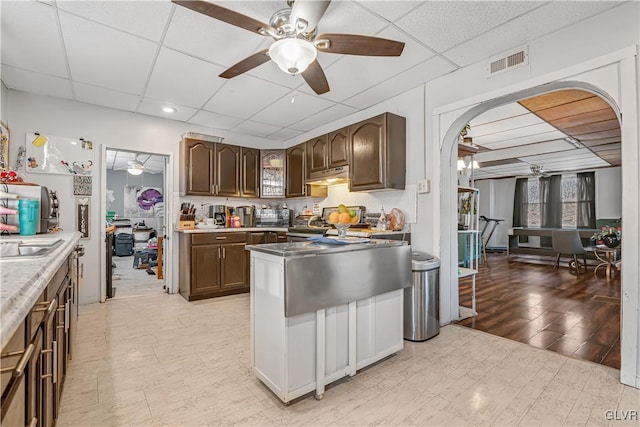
(255, 208, 291, 227)
(236, 206, 255, 228)
(209, 205, 227, 226)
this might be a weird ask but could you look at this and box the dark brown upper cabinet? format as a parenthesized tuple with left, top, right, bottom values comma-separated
(286, 143, 306, 198)
(181, 138, 215, 196)
(240, 147, 260, 198)
(349, 113, 406, 192)
(328, 127, 349, 168)
(306, 135, 328, 176)
(215, 143, 241, 197)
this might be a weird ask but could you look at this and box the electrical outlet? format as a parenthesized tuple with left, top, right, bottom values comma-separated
(417, 179, 430, 194)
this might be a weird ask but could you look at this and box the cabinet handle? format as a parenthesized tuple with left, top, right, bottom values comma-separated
(41, 340, 57, 384)
(223, 247, 226, 258)
(80, 263, 84, 279)
(66, 301, 70, 332)
(215, 236, 227, 240)
(0, 343, 34, 377)
(218, 247, 221, 259)
(33, 299, 56, 314)
(28, 417, 37, 427)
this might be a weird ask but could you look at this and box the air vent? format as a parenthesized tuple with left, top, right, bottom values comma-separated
(487, 46, 528, 77)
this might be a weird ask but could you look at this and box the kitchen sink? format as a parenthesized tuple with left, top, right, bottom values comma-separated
(0, 238, 63, 259)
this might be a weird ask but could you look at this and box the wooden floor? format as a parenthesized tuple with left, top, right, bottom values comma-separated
(457, 253, 621, 369)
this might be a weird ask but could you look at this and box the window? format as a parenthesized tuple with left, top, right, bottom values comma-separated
(525, 175, 578, 228)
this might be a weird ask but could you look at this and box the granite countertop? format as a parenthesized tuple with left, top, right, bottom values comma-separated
(325, 228, 410, 238)
(0, 231, 81, 348)
(246, 238, 408, 257)
(175, 227, 288, 234)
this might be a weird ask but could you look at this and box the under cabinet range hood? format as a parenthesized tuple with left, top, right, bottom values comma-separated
(306, 165, 349, 186)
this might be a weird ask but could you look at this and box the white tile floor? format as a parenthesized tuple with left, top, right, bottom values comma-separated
(111, 255, 164, 299)
(58, 292, 639, 426)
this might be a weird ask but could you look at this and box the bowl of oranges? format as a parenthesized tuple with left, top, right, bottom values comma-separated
(325, 204, 361, 238)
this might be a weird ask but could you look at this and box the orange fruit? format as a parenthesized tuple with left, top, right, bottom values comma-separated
(338, 212, 351, 224)
(350, 214, 360, 223)
(328, 211, 340, 223)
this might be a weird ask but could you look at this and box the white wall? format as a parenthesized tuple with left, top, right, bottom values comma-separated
(5, 91, 280, 304)
(596, 167, 622, 219)
(1, 81, 7, 120)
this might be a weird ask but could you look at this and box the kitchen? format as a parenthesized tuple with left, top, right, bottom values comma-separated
(1, 0, 639, 425)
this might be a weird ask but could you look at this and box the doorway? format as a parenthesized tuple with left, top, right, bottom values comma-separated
(104, 149, 169, 299)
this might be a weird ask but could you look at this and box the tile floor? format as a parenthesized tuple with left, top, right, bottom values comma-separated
(111, 255, 164, 299)
(58, 292, 639, 426)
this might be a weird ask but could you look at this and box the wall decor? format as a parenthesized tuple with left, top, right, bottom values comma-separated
(26, 132, 94, 175)
(76, 197, 90, 239)
(124, 186, 163, 218)
(73, 175, 92, 196)
(0, 120, 9, 171)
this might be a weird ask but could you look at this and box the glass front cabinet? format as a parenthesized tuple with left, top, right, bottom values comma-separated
(261, 150, 286, 198)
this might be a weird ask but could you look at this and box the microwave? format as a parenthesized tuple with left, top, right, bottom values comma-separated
(2, 184, 57, 233)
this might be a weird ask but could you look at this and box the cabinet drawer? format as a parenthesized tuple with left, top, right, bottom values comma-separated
(45, 262, 69, 299)
(192, 232, 246, 245)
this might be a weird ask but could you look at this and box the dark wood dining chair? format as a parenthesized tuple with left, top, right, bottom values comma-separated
(551, 230, 588, 276)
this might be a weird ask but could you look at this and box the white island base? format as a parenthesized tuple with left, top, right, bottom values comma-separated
(250, 250, 404, 403)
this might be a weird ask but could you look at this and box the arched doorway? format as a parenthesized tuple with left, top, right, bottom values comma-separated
(437, 73, 638, 388)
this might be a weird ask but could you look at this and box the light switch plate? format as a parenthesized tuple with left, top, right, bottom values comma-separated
(417, 179, 430, 194)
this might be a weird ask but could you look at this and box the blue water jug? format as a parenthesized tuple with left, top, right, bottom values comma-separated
(18, 199, 39, 235)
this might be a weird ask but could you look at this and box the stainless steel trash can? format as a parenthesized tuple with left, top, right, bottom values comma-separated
(404, 251, 440, 341)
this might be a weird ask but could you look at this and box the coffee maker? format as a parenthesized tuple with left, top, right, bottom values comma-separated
(209, 205, 227, 226)
(236, 206, 255, 227)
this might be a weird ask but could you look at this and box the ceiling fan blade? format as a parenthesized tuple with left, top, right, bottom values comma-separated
(301, 60, 329, 95)
(290, 0, 331, 33)
(316, 33, 405, 56)
(172, 1, 269, 36)
(219, 49, 271, 79)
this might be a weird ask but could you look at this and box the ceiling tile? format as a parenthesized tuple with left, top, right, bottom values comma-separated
(470, 103, 531, 128)
(395, 1, 541, 53)
(163, 5, 265, 67)
(316, 1, 389, 35)
(314, 26, 434, 103)
(478, 130, 568, 151)
(56, 0, 173, 42)
(470, 113, 545, 138)
(74, 82, 140, 112)
(145, 48, 226, 108)
(443, 1, 622, 66)
(356, 1, 423, 23)
(59, 11, 157, 94)
(251, 91, 335, 128)
(344, 56, 456, 109)
(203, 74, 290, 119)
(232, 120, 282, 138)
(0, 1, 68, 77)
(267, 128, 305, 142)
(290, 104, 359, 132)
(475, 140, 575, 163)
(0, 65, 73, 99)
(137, 98, 198, 122)
(188, 110, 244, 130)
(473, 122, 562, 146)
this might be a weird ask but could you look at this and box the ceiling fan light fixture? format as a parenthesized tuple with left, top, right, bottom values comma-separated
(269, 38, 317, 75)
(127, 167, 143, 176)
(162, 106, 177, 113)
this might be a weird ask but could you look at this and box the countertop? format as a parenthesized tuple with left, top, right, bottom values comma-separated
(325, 228, 409, 238)
(175, 227, 288, 234)
(0, 231, 81, 348)
(246, 239, 408, 257)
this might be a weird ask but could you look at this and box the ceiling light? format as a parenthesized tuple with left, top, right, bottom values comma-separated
(457, 159, 466, 171)
(127, 167, 143, 176)
(268, 38, 317, 75)
(564, 136, 584, 148)
(162, 106, 177, 114)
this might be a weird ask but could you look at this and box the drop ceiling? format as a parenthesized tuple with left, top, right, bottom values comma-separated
(0, 1, 624, 142)
(467, 89, 621, 180)
(105, 149, 165, 174)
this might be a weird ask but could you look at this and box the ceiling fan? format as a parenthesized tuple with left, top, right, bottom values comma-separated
(529, 164, 549, 178)
(113, 153, 161, 175)
(172, 0, 406, 95)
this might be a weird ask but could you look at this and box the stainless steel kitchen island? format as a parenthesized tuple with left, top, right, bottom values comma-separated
(246, 239, 411, 403)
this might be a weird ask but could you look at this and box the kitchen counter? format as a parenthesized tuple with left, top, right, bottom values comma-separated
(0, 231, 81, 348)
(325, 228, 409, 238)
(175, 226, 288, 234)
(246, 238, 406, 257)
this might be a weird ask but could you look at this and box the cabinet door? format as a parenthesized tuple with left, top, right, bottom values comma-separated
(184, 139, 215, 195)
(328, 127, 349, 168)
(216, 143, 241, 197)
(241, 147, 260, 198)
(306, 135, 328, 175)
(26, 328, 44, 427)
(261, 150, 286, 198)
(220, 243, 247, 290)
(42, 299, 56, 427)
(191, 245, 221, 294)
(248, 232, 266, 245)
(349, 116, 385, 191)
(286, 144, 306, 198)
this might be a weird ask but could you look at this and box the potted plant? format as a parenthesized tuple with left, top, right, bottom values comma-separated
(592, 225, 622, 248)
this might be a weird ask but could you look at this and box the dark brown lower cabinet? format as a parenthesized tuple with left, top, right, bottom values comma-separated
(179, 232, 248, 301)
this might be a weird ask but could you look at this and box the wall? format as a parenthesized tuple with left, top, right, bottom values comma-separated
(476, 167, 623, 248)
(1, 81, 7, 120)
(5, 91, 280, 304)
(106, 169, 164, 230)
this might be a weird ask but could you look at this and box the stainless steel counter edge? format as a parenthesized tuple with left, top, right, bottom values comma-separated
(0, 232, 81, 348)
(175, 227, 289, 234)
(246, 239, 408, 257)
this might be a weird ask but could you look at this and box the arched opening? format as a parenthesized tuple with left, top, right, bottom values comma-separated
(437, 77, 638, 388)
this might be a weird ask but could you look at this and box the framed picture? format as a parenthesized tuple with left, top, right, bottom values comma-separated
(0, 120, 9, 171)
(76, 197, 90, 239)
(73, 176, 92, 196)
